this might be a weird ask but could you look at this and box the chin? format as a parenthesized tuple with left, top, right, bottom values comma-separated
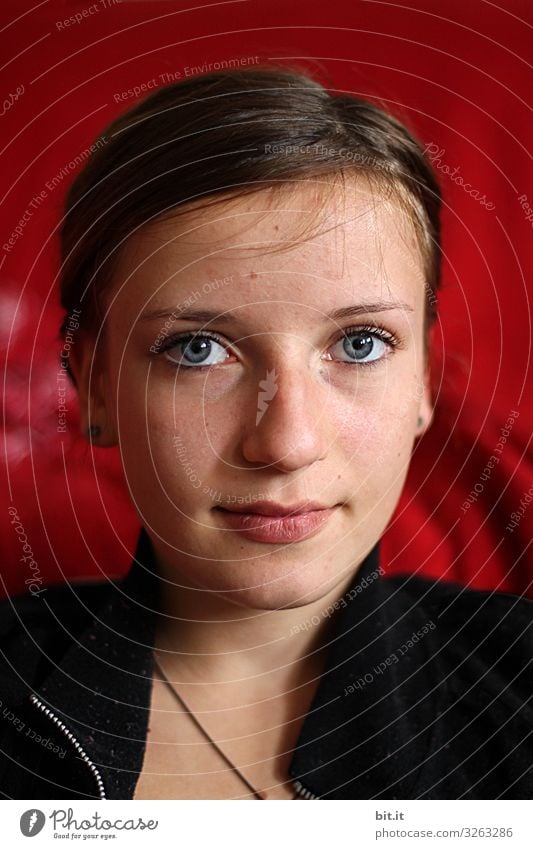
(205, 568, 340, 611)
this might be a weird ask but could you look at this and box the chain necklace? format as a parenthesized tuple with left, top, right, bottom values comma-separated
(152, 652, 301, 800)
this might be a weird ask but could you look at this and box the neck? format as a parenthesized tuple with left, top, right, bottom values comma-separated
(152, 566, 362, 695)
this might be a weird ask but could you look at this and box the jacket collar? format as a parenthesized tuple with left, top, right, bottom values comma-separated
(287, 550, 445, 798)
(31, 528, 445, 799)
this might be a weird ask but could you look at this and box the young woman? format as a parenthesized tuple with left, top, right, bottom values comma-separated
(0, 65, 531, 801)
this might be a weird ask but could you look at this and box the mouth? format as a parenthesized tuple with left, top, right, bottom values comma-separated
(215, 500, 334, 517)
(213, 502, 341, 544)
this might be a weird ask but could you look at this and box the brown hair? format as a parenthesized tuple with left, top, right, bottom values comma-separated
(58, 63, 441, 379)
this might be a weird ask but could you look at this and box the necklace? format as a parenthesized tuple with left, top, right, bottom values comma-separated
(152, 652, 300, 800)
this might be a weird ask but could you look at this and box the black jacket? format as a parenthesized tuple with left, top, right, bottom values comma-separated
(0, 528, 532, 800)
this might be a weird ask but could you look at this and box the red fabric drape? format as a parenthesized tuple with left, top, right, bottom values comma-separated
(1, 0, 531, 599)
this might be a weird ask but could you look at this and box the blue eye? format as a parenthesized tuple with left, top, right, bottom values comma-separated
(161, 332, 229, 368)
(157, 324, 399, 371)
(332, 329, 388, 363)
(329, 325, 397, 366)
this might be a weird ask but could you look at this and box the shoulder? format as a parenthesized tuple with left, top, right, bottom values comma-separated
(0, 577, 113, 638)
(383, 574, 533, 798)
(0, 577, 114, 704)
(385, 572, 533, 709)
(385, 570, 533, 633)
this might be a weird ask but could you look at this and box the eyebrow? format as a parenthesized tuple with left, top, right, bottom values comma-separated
(139, 300, 414, 325)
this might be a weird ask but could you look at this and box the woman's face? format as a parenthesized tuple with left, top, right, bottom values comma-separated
(81, 179, 433, 609)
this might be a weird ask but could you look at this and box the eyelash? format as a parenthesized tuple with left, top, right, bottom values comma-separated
(157, 323, 401, 371)
(335, 323, 400, 370)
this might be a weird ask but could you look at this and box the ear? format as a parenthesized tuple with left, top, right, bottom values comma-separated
(415, 358, 434, 439)
(67, 333, 118, 447)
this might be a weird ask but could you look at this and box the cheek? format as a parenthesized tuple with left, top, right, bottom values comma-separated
(328, 377, 419, 476)
(115, 368, 228, 497)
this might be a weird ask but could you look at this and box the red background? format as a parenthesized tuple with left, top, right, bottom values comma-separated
(1, 0, 532, 599)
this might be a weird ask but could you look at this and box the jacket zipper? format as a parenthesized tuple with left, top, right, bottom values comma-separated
(30, 693, 317, 801)
(29, 693, 107, 800)
(292, 778, 320, 799)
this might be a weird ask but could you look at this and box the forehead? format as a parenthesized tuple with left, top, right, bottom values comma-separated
(107, 177, 425, 321)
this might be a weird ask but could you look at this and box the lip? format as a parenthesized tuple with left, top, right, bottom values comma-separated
(214, 503, 340, 544)
(217, 500, 332, 517)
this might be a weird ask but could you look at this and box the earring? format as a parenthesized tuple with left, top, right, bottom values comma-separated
(417, 416, 423, 427)
(87, 424, 101, 440)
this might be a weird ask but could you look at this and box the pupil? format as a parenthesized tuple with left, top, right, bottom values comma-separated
(184, 337, 210, 363)
(345, 332, 373, 359)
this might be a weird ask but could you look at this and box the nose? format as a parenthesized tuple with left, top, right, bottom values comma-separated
(240, 361, 329, 472)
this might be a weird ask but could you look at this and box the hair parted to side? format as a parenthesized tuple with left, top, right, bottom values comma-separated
(58, 63, 442, 382)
